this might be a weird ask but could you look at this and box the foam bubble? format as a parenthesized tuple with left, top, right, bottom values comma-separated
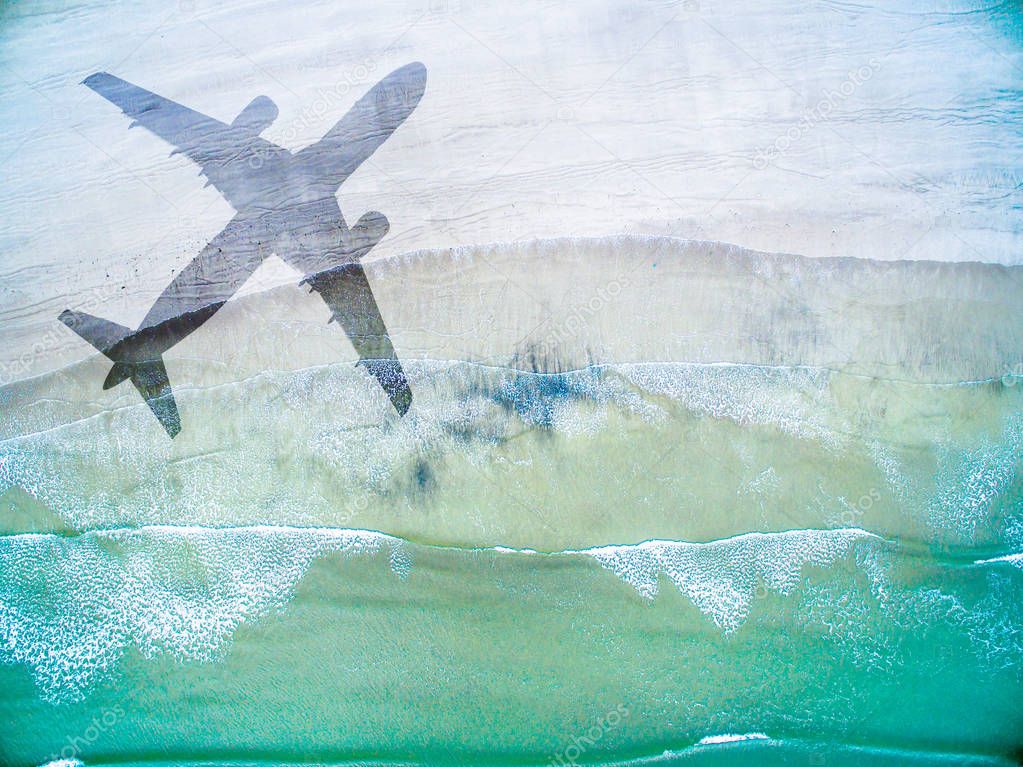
(579, 529, 877, 632)
(697, 733, 770, 745)
(620, 363, 844, 448)
(0, 525, 408, 703)
(973, 553, 1023, 568)
(927, 413, 1023, 543)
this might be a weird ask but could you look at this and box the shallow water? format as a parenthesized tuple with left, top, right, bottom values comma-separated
(3, 359, 1021, 551)
(1, 353, 1021, 766)
(3, 241, 1023, 765)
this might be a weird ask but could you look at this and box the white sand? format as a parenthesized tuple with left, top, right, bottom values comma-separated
(2, 0, 1022, 380)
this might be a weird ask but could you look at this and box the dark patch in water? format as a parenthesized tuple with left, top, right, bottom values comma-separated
(489, 349, 605, 430)
(492, 371, 578, 430)
(413, 459, 435, 491)
(443, 420, 481, 445)
(444, 349, 608, 435)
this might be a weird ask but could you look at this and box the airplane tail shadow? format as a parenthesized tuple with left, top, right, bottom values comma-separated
(59, 309, 181, 437)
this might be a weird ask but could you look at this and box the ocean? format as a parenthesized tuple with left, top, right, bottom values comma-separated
(2, 334, 1021, 764)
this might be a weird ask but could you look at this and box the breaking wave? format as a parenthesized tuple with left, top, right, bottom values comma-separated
(578, 529, 877, 632)
(0, 525, 408, 703)
(2, 524, 1019, 705)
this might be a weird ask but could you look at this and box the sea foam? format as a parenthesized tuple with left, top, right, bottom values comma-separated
(579, 529, 877, 632)
(0, 525, 408, 703)
(696, 733, 770, 746)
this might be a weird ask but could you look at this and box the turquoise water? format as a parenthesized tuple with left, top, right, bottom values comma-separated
(0, 526, 1021, 765)
(1, 360, 1021, 766)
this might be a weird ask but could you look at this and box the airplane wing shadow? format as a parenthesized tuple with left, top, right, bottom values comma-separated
(302, 259, 413, 417)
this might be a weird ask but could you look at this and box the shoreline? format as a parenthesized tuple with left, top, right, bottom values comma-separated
(4, 235, 1022, 387)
